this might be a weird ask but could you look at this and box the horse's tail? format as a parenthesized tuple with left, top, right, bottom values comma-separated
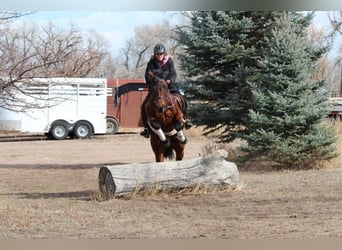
(164, 146, 175, 160)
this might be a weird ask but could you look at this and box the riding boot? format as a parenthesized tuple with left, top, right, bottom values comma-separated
(140, 127, 150, 138)
(139, 97, 150, 138)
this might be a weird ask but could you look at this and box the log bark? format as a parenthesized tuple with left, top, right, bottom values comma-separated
(98, 149, 239, 197)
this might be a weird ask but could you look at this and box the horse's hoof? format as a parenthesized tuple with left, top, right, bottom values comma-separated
(180, 138, 187, 144)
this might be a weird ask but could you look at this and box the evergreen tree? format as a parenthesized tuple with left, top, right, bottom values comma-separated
(178, 11, 323, 141)
(177, 11, 338, 167)
(239, 17, 338, 167)
(177, 11, 291, 142)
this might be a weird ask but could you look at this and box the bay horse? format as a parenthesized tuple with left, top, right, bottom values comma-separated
(146, 79, 187, 162)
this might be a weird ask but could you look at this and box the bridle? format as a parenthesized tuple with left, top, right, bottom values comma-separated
(152, 81, 175, 113)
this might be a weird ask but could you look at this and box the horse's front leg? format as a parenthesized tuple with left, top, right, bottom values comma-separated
(175, 151, 184, 161)
(174, 120, 187, 144)
(150, 134, 165, 162)
(148, 119, 170, 146)
(155, 153, 164, 162)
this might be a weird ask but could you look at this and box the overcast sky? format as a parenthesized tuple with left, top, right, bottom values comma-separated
(16, 11, 181, 57)
(15, 11, 341, 59)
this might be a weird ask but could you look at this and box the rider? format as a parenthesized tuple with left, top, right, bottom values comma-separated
(140, 43, 192, 138)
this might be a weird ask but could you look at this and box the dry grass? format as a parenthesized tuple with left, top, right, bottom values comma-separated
(130, 182, 242, 197)
(92, 181, 244, 202)
(1, 126, 342, 239)
(95, 122, 341, 175)
(198, 121, 342, 171)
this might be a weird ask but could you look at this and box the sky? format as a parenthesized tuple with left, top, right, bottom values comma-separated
(14, 11, 342, 59)
(310, 11, 342, 59)
(15, 11, 182, 57)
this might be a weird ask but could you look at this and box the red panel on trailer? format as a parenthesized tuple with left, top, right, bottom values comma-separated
(107, 78, 148, 128)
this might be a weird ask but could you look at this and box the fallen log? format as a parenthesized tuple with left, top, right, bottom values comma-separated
(98, 149, 239, 198)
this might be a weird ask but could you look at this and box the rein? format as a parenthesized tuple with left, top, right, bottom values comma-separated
(150, 79, 175, 113)
(154, 94, 175, 113)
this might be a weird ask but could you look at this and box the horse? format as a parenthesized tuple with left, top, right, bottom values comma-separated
(145, 79, 187, 162)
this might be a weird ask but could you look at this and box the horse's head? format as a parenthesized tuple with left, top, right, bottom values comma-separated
(152, 79, 168, 96)
(151, 79, 173, 113)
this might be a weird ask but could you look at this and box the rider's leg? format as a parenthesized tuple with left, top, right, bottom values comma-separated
(139, 95, 150, 138)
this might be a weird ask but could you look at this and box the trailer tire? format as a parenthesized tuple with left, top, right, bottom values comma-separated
(49, 121, 69, 140)
(106, 117, 119, 134)
(73, 121, 93, 139)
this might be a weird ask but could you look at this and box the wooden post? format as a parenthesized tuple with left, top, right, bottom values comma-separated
(98, 150, 239, 197)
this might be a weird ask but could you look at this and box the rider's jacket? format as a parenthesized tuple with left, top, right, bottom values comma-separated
(145, 55, 179, 94)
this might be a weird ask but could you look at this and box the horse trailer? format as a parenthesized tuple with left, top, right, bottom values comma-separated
(106, 78, 148, 134)
(0, 77, 107, 139)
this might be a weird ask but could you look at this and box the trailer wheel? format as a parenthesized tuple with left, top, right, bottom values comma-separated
(73, 121, 92, 139)
(106, 117, 119, 134)
(49, 121, 69, 140)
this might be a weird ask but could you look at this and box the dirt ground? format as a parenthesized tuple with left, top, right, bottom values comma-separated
(0, 127, 342, 239)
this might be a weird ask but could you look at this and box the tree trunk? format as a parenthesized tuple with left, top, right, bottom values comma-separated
(98, 149, 239, 197)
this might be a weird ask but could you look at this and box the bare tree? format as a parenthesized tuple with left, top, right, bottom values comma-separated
(90, 53, 118, 78)
(307, 22, 332, 81)
(116, 20, 182, 78)
(0, 11, 35, 23)
(328, 11, 342, 37)
(326, 11, 342, 96)
(0, 17, 112, 111)
(0, 23, 109, 78)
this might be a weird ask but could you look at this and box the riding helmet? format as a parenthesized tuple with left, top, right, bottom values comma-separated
(153, 44, 166, 54)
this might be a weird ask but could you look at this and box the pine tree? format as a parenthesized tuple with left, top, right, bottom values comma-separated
(177, 11, 338, 168)
(177, 11, 290, 142)
(239, 16, 338, 167)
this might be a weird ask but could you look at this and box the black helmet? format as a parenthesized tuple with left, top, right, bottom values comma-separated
(153, 43, 166, 54)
